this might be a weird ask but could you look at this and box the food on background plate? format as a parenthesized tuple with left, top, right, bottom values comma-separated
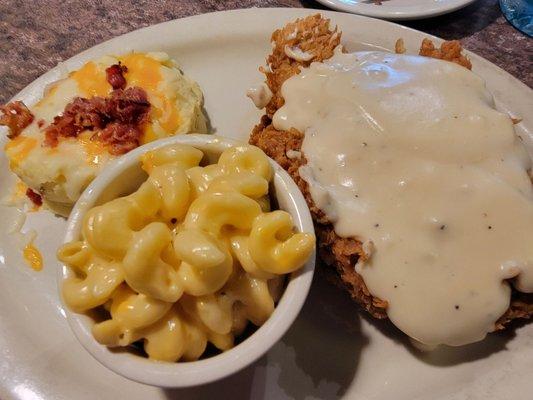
(249, 15, 533, 347)
(1, 52, 207, 216)
(58, 143, 315, 362)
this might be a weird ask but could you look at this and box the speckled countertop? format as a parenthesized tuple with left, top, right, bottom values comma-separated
(0, 0, 531, 103)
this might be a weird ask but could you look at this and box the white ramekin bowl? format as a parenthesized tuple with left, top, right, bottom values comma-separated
(58, 134, 316, 388)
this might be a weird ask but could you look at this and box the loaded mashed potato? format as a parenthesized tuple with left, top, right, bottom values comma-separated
(1, 52, 207, 215)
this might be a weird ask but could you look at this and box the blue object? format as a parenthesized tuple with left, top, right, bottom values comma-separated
(500, 0, 533, 37)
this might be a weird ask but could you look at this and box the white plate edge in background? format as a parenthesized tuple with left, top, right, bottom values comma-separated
(315, 0, 477, 20)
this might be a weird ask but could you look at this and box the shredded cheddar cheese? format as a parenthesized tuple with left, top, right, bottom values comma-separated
(71, 61, 110, 97)
(5, 136, 38, 169)
(119, 54, 181, 139)
(119, 53, 162, 90)
(156, 94, 181, 134)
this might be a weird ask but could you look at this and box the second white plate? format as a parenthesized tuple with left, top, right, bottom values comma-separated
(316, 0, 477, 20)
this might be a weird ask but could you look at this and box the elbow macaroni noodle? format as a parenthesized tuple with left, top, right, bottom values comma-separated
(58, 144, 315, 362)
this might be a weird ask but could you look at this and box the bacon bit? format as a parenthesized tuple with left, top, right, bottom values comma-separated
(44, 87, 150, 153)
(108, 87, 150, 125)
(0, 101, 34, 139)
(65, 97, 108, 128)
(25, 188, 42, 206)
(44, 114, 83, 147)
(395, 38, 406, 54)
(419, 38, 472, 70)
(37, 119, 45, 128)
(106, 62, 128, 90)
(95, 122, 141, 155)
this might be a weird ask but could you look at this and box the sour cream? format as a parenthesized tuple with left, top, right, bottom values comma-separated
(273, 49, 533, 346)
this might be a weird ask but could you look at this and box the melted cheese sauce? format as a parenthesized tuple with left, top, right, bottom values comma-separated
(23, 242, 43, 271)
(273, 50, 533, 346)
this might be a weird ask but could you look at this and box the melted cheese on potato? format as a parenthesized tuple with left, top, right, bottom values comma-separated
(4, 52, 207, 215)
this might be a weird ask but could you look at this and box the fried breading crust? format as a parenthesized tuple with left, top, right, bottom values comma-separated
(262, 14, 341, 118)
(419, 38, 472, 70)
(250, 14, 532, 329)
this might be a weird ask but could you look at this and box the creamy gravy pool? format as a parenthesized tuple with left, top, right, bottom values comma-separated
(272, 49, 533, 346)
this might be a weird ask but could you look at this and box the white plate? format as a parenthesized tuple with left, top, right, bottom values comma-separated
(1, 8, 532, 400)
(316, 0, 476, 20)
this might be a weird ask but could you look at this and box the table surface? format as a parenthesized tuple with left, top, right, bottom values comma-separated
(0, 0, 531, 104)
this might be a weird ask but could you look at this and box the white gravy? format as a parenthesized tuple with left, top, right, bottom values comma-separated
(247, 83, 273, 109)
(272, 50, 533, 346)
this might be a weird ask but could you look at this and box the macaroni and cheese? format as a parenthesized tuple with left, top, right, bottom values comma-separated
(58, 144, 315, 362)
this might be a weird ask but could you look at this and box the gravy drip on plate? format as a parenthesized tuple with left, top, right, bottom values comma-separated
(273, 50, 533, 346)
